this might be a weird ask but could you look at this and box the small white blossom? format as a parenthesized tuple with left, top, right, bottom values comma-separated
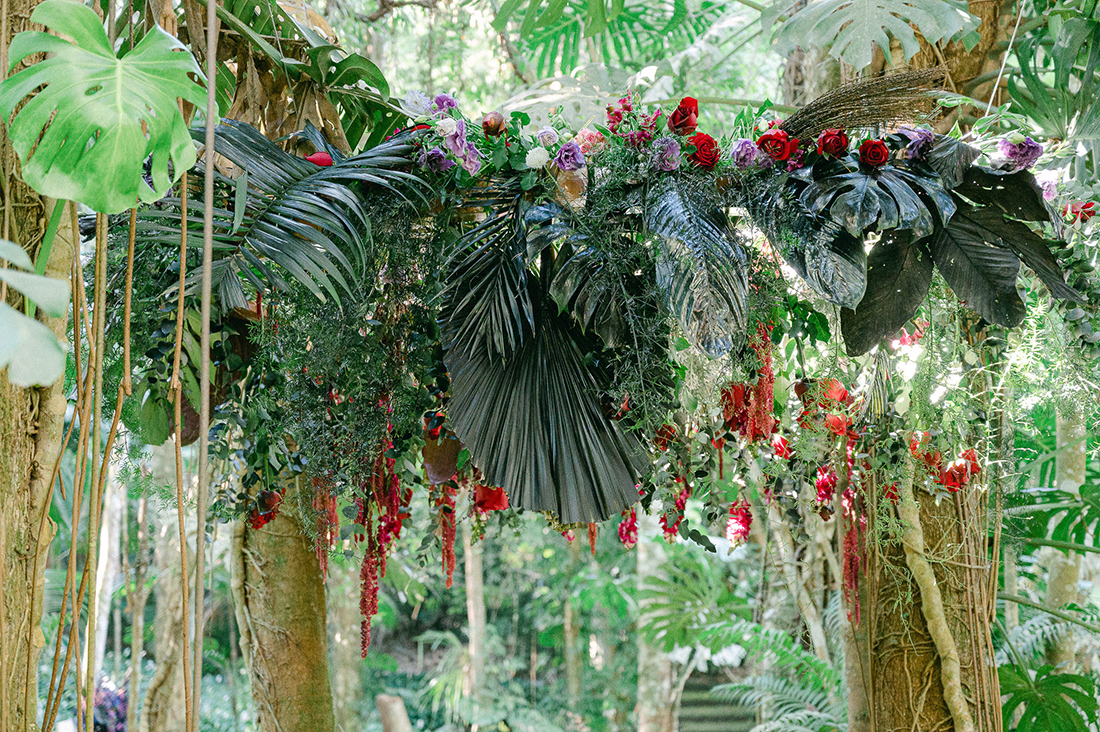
(403, 90, 432, 116)
(525, 146, 550, 168)
(437, 117, 458, 136)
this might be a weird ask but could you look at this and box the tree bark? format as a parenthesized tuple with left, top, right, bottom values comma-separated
(327, 555, 363, 732)
(635, 513, 673, 732)
(90, 466, 123, 682)
(142, 443, 190, 732)
(0, 2, 77, 709)
(1045, 409, 1085, 670)
(236, 476, 335, 732)
(563, 538, 581, 708)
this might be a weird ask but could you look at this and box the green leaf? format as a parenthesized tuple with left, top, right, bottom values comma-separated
(0, 268, 70, 317)
(0, 239, 34, 271)
(0, 0, 206, 213)
(0, 302, 65, 387)
(232, 171, 249, 234)
(772, 0, 980, 70)
(328, 53, 389, 99)
(1000, 665, 1098, 732)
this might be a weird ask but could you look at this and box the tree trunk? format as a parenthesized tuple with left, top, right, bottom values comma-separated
(235, 476, 335, 732)
(328, 556, 363, 732)
(636, 513, 673, 732)
(1045, 409, 1085, 670)
(462, 519, 486, 698)
(90, 467, 123, 682)
(563, 539, 581, 708)
(0, 0, 77, 708)
(127, 494, 150, 732)
(142, 442, 190, 732)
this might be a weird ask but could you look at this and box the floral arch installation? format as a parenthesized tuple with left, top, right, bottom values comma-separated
(121, 67, 1079, 651)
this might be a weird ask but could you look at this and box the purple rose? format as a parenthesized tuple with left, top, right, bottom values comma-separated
(997, 135, 1043, 171)
(730, 138, 762, 169)
(418, 146, 455, 173)
(652, 137, 681, 172)
(443, 119, 468, 158)
(537, 126, 560, 147)
(432, 93, 458, 116)
(461, 142, 483, 175)
(554, 141, 586, 172)
(899, 126, 934, 160)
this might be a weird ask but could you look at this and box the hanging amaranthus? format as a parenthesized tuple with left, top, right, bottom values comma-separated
(312, 480, 339, 579)
(720, 322, 776, 444)
(433, 483, 459, 588)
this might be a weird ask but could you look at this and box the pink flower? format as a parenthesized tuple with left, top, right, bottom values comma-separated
(726, 499, 752, 545)
(618, 508, 638, 549)
(575, 128, 606, 155)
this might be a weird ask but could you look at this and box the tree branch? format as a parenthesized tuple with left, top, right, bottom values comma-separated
(357, 0, 437, 24)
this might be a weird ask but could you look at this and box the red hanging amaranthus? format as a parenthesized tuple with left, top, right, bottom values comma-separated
(725, 499, 752, 546)
(840, 485, 864, 623)
(720, 322, 776, 444)
(660, 477, 691, 541)
(588, 523, 598, 556)
(433, 483, 458, 588)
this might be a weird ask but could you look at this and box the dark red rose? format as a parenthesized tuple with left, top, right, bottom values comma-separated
(687, 132, 720, 168)
(756, 129, 799, 162)
(248, 490, 283, 530)
(482, 111, 506, 137)
(474, 484, 509, 512)
(667, 96, 699, 136)
(817, 128, 849, 157)
(1065, 201, 1096, 223)
(304, 151, 333, 166)
(858, 138, 890, 167)
(654, 424, 677, 450)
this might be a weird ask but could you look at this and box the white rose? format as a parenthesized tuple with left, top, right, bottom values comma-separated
(525, 147, 550, 168)
(437, 117, 458, 136)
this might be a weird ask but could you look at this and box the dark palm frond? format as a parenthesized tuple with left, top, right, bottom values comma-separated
(441, 193, 646, 524)
(135, 120, 422, 312)
(781, 218, 868, 310)
(550, 244, 632, 349)
(444, 311, 647, 524)
(645, 176, 749, 356)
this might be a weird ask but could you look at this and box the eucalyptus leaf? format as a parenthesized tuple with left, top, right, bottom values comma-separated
(0, 0, 206, 213)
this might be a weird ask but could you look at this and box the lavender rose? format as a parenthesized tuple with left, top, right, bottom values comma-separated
(461, 142, 482, 175)
(554, 141, 586, 172)
(730, 138, 762, 169)
(443, 119, 468, 158)
(651, 137, 681, 172)
(898, 126, 934, 160)
(997, 134, 1043, 171)
(419, 146, 455, 173)
(536, 126, 560, 147)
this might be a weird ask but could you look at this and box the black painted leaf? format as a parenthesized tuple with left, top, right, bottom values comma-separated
(956, 165, 1064, 233)
(803, 225, 868, 310)
(801, 170, 891, 235)
(444, 312, 646, 524)
(875, 168, 936, 238)
(925, 134, 980, 189)
(841, 229, 933, 356)
(950, 205, 1080, 302)
(930, 203, 1026, 327)
(551, 246, 629, 348)
(891, 166, 957, 229)
(645, 177, 749, 357)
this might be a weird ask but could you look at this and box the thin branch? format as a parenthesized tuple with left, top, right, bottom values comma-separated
(998, 593, 1100, 635)
(356, 0, 437, 23)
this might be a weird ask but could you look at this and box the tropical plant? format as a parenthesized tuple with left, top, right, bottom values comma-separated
(0, 239, 70, 386)
(999, 664, 1099, 732)
(0, 0, 205, 213)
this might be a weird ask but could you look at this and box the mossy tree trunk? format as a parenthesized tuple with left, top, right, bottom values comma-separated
(234, 477, 335, 732)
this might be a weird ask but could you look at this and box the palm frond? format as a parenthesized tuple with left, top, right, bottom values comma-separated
(712, 675, 838, 718)
(135, 120, 422, 312)
(646, 176, 749, 356)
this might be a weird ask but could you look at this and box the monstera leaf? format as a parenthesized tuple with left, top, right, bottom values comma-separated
(771, 0, 980, 70)
(929, 203, 1026, 327)
(645, 178, 749, 357)
(780, 219, 868, 310)
(1000, 665, 1098, 732)
(800, 165, 950, 239)
(925, 135, 980, 189)
(0, 0, 206, 213)
(551, 246, 629, 349)
(0, 240, 69, 387)
(841, 230, 933, 356)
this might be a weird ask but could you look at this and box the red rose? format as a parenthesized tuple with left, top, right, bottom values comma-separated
(667, 96, 699, 136)
(756, 129, 799, 162)
(687, 132, 720, 168)
(1065, 201, 1096, 223)
(474, 484, 509, 512)
(817, 128, 849, 157)
(858, 139, 890, 167)
(654, 424, 677, 450)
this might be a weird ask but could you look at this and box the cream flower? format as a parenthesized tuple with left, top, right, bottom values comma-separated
(525, 146, 550, 168)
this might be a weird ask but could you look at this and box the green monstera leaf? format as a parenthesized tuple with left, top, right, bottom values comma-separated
(0, 0, 206, 213)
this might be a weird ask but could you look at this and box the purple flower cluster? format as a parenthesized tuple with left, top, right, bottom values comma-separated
(419, 115, 483, 175)
(899, 126, 934, 161)
(94, 683, 127, 732)
(730, 138, 768, 169)
(432, 93, 458, 117)
(652, 137, 681, 172)
(997, 135, 1043, 171)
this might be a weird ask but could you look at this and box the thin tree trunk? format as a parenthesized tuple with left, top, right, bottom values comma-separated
(636, 513, 673, 732)
(127, 494, 150, 732)
(90, 467, 123, 682)
(238, 476, 335, 732)
(563, 539, 581, 708)
(462, 519, 486, 699)
(328, 556, 363, 732)
(1046, 409, 1085, 669)
(142, 443, 190, 732)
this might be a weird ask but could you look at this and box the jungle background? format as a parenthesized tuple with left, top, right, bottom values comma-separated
(2, 0, 1100, 731)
